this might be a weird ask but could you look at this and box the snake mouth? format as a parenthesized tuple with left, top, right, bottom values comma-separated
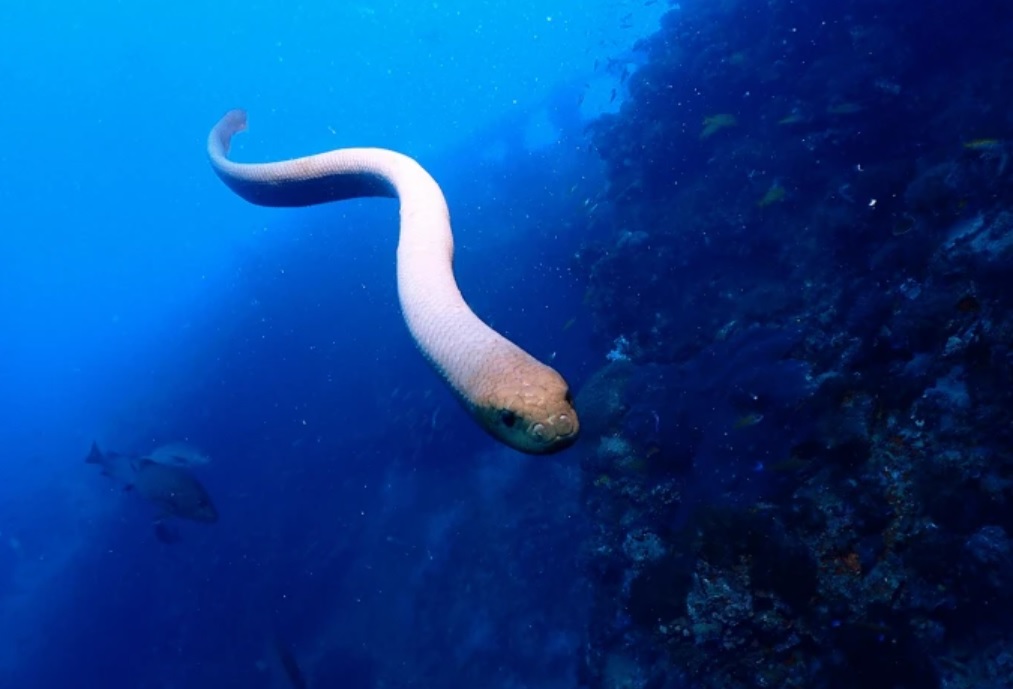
(483, 402, 580, 455)
(530, 411, 580, 453)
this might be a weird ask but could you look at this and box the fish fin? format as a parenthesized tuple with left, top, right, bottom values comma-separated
(131, 458, 156, 473)
(85, 442, 104, 464)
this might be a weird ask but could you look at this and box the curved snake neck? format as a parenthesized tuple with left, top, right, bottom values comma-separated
(207, 110, 579, 454)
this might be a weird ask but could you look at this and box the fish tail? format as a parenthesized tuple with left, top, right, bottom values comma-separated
(85, 442, 104, 464)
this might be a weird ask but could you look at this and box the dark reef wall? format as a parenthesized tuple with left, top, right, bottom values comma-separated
(573, 1, 1013, 687)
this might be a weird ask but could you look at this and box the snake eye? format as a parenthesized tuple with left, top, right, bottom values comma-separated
(500, 410, 517, 428)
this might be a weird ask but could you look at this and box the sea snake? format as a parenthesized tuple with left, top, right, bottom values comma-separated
(207, 110, 579, 454)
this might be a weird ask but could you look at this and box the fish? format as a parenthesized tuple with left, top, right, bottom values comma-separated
(85, 442, 219, 524)
(963, 138, 1002, 151)
(733, 412, 764, 429)
(148, 441, 211, 467)
(826, 101, 863, 115)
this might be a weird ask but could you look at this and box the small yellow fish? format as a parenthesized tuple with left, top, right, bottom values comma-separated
(827, 102, 863, 115)
(963, 138, 1002, 151)
(700, 113, 737, 139)
(758, 184, 786, 208)
(734, 413, 764, 429)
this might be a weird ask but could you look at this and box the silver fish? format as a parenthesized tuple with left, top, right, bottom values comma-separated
(148, 441, 212, 468)
(85, 443, 219, 524)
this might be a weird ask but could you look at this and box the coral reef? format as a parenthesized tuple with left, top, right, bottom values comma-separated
(573, 1, 1013, 687)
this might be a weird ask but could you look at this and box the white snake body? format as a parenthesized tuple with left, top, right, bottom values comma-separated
(207, 110, 579, 454)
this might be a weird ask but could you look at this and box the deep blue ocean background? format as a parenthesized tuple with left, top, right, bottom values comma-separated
(3, 1, 1012, 688)
(0, 1, 664, 687)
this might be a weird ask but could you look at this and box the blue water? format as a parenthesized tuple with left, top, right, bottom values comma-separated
(0, 1, 665, 686)
(4, 1, 1011, 687)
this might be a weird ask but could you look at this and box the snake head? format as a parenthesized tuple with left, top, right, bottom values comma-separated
(477, 370, 580, 455)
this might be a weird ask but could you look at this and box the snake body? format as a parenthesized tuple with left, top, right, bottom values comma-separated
(207, 110, 579, 454)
